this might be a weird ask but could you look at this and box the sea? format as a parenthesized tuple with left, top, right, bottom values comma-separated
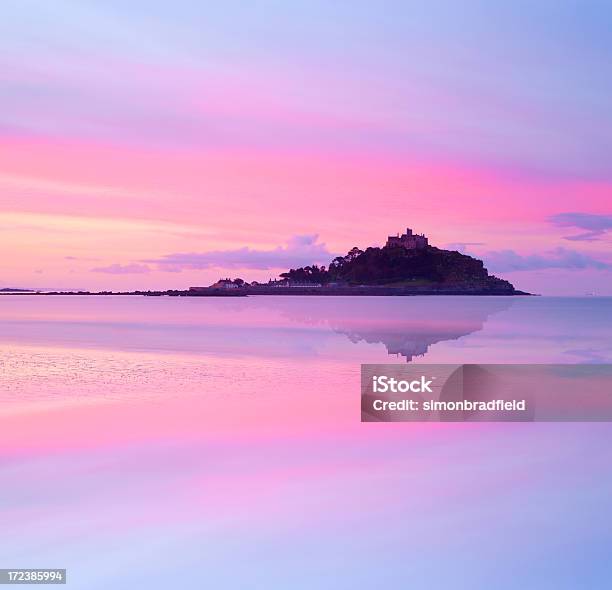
(1, 295, 611, 589)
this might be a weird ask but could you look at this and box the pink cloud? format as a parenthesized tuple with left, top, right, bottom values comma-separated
(146, 234, 336, 272)
(92, 263, 151, 274)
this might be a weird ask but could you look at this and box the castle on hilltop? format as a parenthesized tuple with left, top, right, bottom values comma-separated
(386, 228, 428, 250)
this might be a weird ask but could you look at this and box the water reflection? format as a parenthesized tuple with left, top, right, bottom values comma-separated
(259, 296, 514, 362)
(2, 295, 612, 590)
(0, 295, 514, 362)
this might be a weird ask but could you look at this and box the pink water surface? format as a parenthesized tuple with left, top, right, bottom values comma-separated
(1, 295, 611, 589)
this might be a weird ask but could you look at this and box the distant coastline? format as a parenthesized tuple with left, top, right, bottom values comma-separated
(0, 285, 533, 297)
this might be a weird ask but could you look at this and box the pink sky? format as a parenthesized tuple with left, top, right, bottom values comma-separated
(1, 135, 610, 294)
(1, 2, 611, 294)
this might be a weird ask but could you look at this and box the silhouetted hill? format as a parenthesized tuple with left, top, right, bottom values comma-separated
(280, 245, 520, 294)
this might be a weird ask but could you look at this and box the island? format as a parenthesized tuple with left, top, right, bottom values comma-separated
(191, 227, 530, 296)
(1, 228, 531, 297)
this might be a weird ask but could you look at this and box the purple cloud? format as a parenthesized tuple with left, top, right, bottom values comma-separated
(549, 212, 612, 241)
(483, 247, 611, 273)
(145, 234, 337, 272)
(445, 242, 486, 253)
(91, 263, 151, 274)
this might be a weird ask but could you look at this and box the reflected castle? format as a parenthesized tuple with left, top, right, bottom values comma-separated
(329, 297, 513, 361)
(259, 296, 515, 362)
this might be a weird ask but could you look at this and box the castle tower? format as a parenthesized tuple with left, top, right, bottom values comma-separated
(386, 227, 428, 250)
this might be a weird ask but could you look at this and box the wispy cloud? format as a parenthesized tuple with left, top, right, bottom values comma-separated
(483, 247, 611, 272)
(145, 234, 337, 272)
(445, 242, 486, 253)
(91, 263, 151, 274)
(66, 255, 102, 262)
(549, 212, 612, 241)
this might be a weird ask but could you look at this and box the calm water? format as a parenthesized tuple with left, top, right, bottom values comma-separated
(1, 295, 611, 589)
